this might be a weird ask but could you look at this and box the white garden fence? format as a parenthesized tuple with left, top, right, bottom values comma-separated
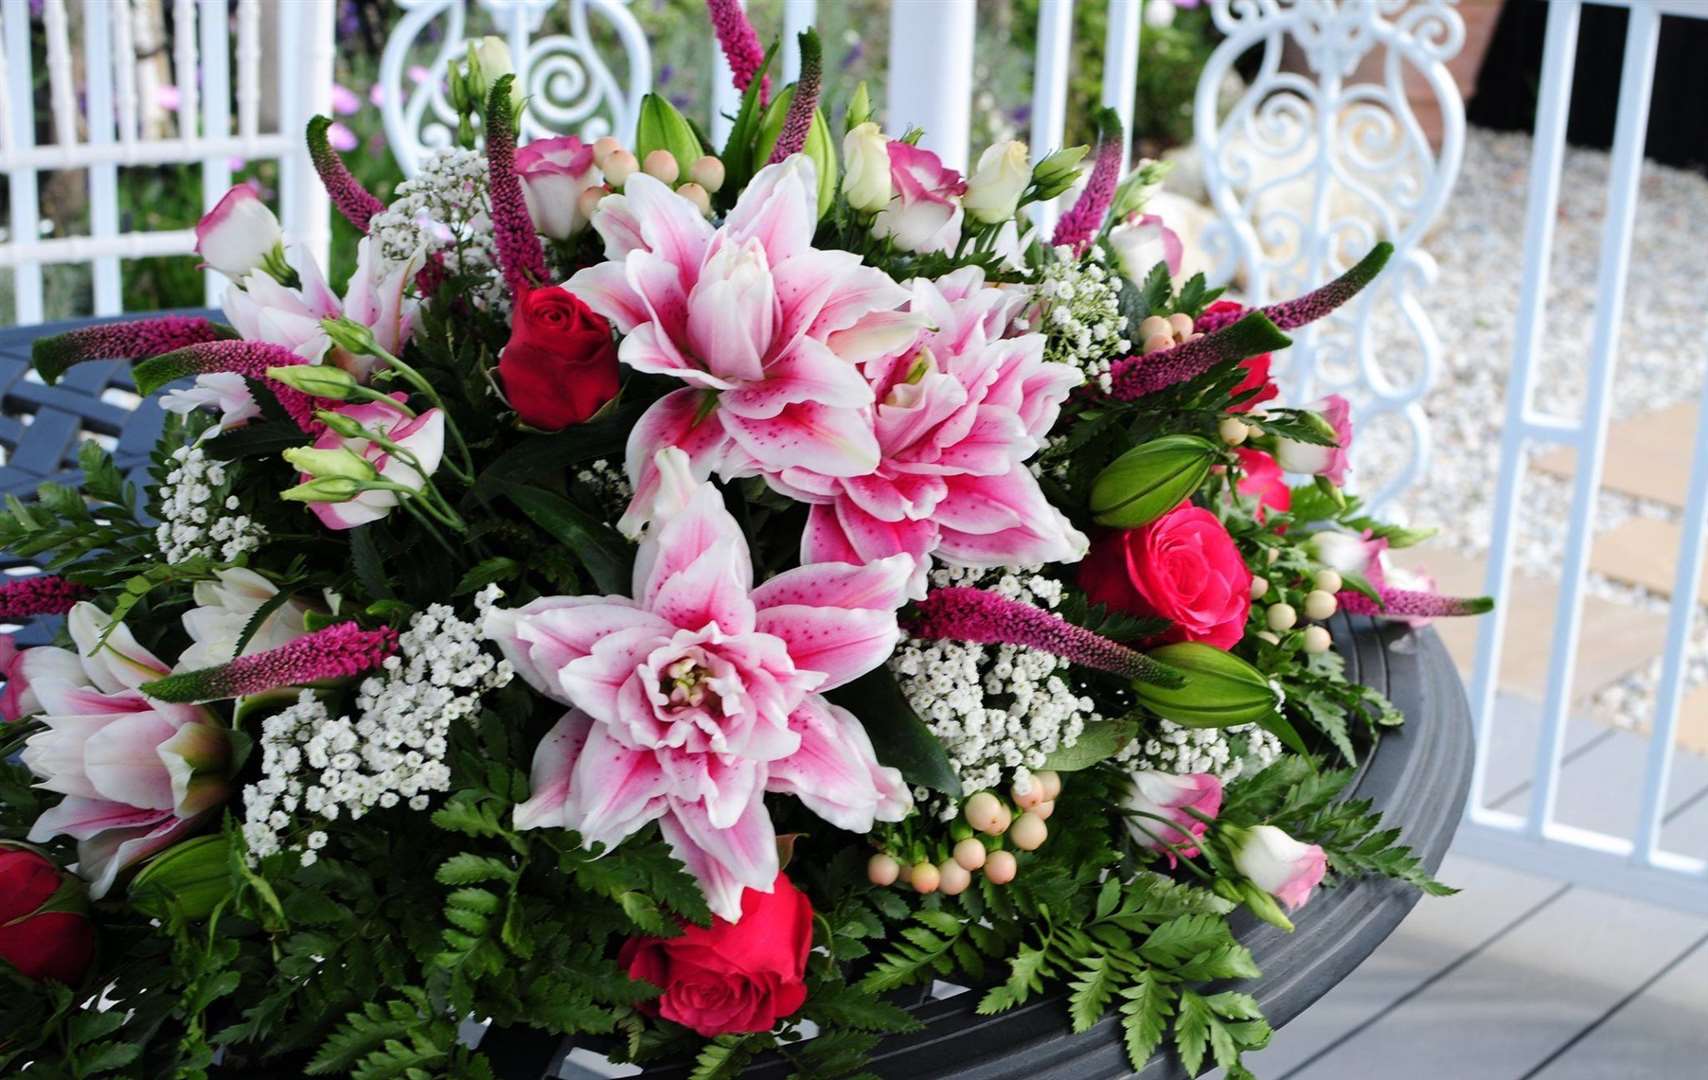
(0, 0, 334, 321)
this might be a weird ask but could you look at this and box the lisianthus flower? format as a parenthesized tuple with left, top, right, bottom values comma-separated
(19, 604, 231, 897)
(773, 266, 1087, 596)
(1123, 770, 1222, 864)
(298, 397, 445, 531)
(194, 184, 280, 279)
(1274, 394, 1353, 485)
(871, 142, 967, 253)
(1230, 823, 1327, 912)
(485, 448, 913, 921)
(567, 156, 913, 535)
(1108, 212, 1182, 283)
(516, 136, 604, 240)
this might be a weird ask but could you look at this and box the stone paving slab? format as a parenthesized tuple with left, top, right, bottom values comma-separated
(1532, 401, 1701, 509)
(1585, 514, 1706, 597)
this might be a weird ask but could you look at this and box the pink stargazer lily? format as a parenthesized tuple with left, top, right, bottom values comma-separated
(566, 156, 915, 536)
(484, 449, 913, 921)
(773, 267, 1087, 596)
(18, 603, 231, 897)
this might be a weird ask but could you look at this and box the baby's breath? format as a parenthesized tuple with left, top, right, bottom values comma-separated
(154, 442, 265, 564)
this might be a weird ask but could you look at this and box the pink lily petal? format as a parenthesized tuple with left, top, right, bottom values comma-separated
(720, 156, 819, 267)
(825, 308, 927, 364)
(661, 787, 779, 923)
(657, 748, 764, 831)
(565, 723, 671, 848)
(633, 448, 754, 613)
(718, 338, 874, 421)
(752, 553, 915, 614)
(766, 697, 911, 831)
(513, 709, 594, 830)
(27, 795, 172, 844)
(719, 401, 881, 478)
(615, 172, 716, 281)
(66, 602, 170, 692)
(619, 389, 735, 538)
(558, 625, 675, 726)
(753, 605, 900, 691)
(647, 536, 758, 635)
(76, 811, 204, 899)
(565, 262, 649, 334)
(685, 237, 778, 384)
(483, 596, 668, 703)
(81, 711, 181, 810)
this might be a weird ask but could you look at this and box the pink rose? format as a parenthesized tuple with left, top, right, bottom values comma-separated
(1123, 771, 1222, 865)
(1275, 394, 1352, 486)
(1232, 824, 1327, 912)
(1078, 506, 1254, 650)
(194, 184, 281, 279)
(515, 136, 604, 240)
(1235, 448, 1290, 521)
(872, 141, 966, 253)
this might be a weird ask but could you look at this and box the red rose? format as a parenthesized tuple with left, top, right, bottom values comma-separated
(1235, 448, 1291, 520)
(1079, 506, 1253, 650)
(1198, 301, 1277, 414)
(498, 287, 620, 431)
(0, 844, 94, 984)
(619, 871, 812, 1038)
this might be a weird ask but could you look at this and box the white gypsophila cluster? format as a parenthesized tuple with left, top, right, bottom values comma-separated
(369, 147, 505, 309)
(575, 457, 634, 521)
(1023, 246, 1130, 393)
(888, 564, 1102, 820)
(1116, 718, 1284, 783)
(240, 587, 515, 866)
(154, 442, 266, 564)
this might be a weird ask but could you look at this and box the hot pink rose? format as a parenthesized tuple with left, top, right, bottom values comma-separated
(1078, 506, 1253, 650)
(1235, 448, 1290, 521)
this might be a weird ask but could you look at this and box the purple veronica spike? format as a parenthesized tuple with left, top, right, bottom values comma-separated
(484, 76, 549, 297)
(141, 622, 399, 703)
(1051, 119, 1124, 255)
(133, 341, 326, 432)
(707, 0, 769, 105)
(0, 575, 92, 618)
(767, 30, 821, 164)
(908, 587, 1183, 686)
(32, 315, 235, 385)
(308, 115, 387, 233)
(1337, 587, 1494, 620)
(1260, 241, 1393, 330)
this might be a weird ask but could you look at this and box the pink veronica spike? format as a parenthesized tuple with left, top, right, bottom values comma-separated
(132, 340, 328, 432)
(1337, 586, 1493, 620)
(32, 315, 236, 385)
(308, 115, 387, 233)
(141, 621, 398, 703)
(767, 30, 821, 164)
(484, 76, 550, 297)
(0, 575, 93, 618)
(1051, 115, 1124, 256)
(707, 0, 769, 105)
(907, 587, 1182, 685)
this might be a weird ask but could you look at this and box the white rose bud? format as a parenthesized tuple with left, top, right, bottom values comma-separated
(962, 139, 1031, 224)
(194, 185, 282, 280)
(841, 122, 893, 213)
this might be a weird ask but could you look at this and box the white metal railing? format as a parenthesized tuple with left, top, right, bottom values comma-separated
(0, 0, 334, 323)
(1460, 0, 1708, 912)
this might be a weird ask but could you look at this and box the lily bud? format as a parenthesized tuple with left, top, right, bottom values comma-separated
(128, 834, 233, 922)
(963, 139, 1031, 224)
(1089, 434, 1220, 527)
(842, 121, 892, 213)
(635, 93, 703, 182)
(1133, 642, 1281, 727)
(281, 475, 366, 504)
(1030, 144, 1090, 202)
(266, 363, 359, 399)
(283, 446, 379, 482)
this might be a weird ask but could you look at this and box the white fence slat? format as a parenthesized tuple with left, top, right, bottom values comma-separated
(173, 0, 198, 139)
(236, 0, 260, 142)
(887, 0, 975, 172)
(2, 0, 44, 323)
(0, 229, 199, 266)
(200, 0, 234, 307)
(84, 0, 123, 315)
(113, 0, 140, 145)
(284, 0, 334, 270)
(43, 0, 77, 148)
(1029, 0, 1074, 233)
(781, 0, 816, 84)
(1101, 0, 1141, 175)
(1524, 0, 1661, 837)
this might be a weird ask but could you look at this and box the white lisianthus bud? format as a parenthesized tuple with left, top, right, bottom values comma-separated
(465, 36, 520, 109)
(194, 185, 282, 280)
(962, 140, 1031, 224)
(1230, 824, 1328, 912)
(842, 122, 893, 213)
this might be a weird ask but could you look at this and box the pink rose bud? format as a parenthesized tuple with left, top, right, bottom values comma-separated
(194, 184, 282, 280)
(1232, 824, 1328, 913)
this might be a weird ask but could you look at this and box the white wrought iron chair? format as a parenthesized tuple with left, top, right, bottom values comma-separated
(0, 0, 334, 323)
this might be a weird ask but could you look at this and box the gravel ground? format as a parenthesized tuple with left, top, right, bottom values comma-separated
(1377, 127, 1708, 733)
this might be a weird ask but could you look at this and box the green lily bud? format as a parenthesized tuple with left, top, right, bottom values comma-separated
(635, 93, 705, 181)
(1031, 144, 1089, 201)
(283, 446, 378, 482)
(281, 475, 365, 504)
(315, 409, 370, 440)
(1089, 435, 1220, 527)
(320, 316, 378, 359)
(844, 80, 872, 131)
(1132, 643, 1281, 727)
(129, 834, 233, 922)
(755, 89, 838, 218)
(266, 364, 358, 399)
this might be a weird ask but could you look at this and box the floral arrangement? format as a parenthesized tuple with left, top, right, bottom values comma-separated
(0, 8, 1489, 1078)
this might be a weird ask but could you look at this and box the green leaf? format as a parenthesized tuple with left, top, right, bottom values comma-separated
(436, 853, 515, 885)
(469, 399, 647, 497)
(1174, 990, 1213, 1076)
(1140, 913, 1231, 965)
(501, 483, 633, 595)
(718, 42, 782, 195)
(201, 419, 309, 461)
(825, 668, 962, 796)
(350, 524, 394, 600)
(1068, 954, 1117, 1033)
(231, 586, 299, 659)
(453, 556, 521, 595)
(1119, 972, 1176, 1070)
(1043, 716, 1139, 771)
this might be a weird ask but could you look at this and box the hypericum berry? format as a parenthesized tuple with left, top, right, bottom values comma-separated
(1250, 577, 1270, 601)
(676, 181, 712, 216)
(1012, 778, 1046, 810)
(603, 149, 638, 187)
(964, 791, 1011, 836)
(1219, 416, 1250, 445)
(689, 155, 726, 193)
(1036, 770, 1062, 801)
(1168, 312, 1194, 339)
(1143, 332, 1173, 355)
(937, 859, 973, 896)
(576, 185, 609, 222)
(642, 149, 679, 184)
(1267, 603, 1298, 632)
(985, 850, 1019, 884)
(1010, 812, 1048, 851)
(1303, 625, 1334, 654)
(910, 861, 941, 894)
(592, 136, 623, 167)
(953, 836, 988, 871)
(1304, 590, 1338, 621)
(1314, 569, 1344, 593)
(1137, 315, 1170, 341)
(868, 853, 900, 886)
(1033, 800, 1056, 821)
